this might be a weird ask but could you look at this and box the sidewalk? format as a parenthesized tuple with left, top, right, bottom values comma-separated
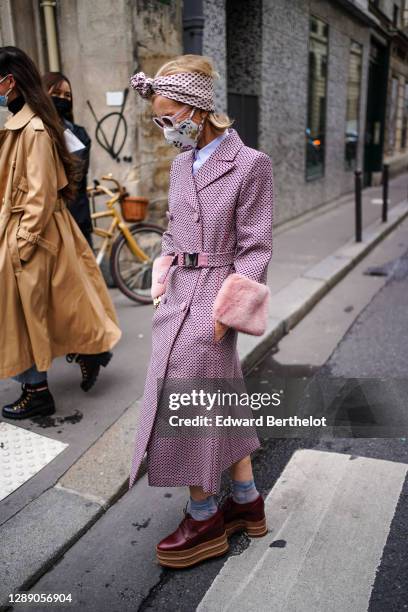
(1, 172, 408, 607)
(239, 172, 408, 370)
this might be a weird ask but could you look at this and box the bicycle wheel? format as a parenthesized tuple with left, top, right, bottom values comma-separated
(110, 223, 164, 304)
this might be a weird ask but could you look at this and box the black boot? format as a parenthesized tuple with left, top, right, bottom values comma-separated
(2, 382, 55, 420)
(66, 351, 113, 392)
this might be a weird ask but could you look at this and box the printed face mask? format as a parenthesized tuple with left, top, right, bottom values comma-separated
(0, 74, 12, 107)
(163, 108, 205, 150)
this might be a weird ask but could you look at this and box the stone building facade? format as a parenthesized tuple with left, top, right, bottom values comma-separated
(198, 0, 394, 221)
(376, 0, 408, 175)
(0, 0, 184, 223)
(1, 0, 408, 227)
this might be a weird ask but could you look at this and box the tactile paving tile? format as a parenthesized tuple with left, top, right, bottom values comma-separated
(0, 423, 68, 501)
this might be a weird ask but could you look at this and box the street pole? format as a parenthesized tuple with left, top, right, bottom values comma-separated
(355, 169, 362, 242)
(382, 163, 389, 223)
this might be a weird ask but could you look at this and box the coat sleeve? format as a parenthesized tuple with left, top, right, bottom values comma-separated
(213, 152, 274, 336)
(17, 124, 59, 262)
(151, 160, 177, 299)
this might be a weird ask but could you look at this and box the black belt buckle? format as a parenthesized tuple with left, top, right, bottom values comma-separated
(184, 252, 199, 267)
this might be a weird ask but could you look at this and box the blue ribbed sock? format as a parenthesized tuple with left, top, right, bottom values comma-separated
(232, 478, 259, 504)
(187, 495, 218, 521)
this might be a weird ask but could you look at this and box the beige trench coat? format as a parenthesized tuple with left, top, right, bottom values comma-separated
(0, 104, 121, 378)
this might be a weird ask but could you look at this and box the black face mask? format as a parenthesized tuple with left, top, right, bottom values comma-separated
(52, 96, 72, 119)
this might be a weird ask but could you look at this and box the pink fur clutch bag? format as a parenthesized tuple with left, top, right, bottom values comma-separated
(151, 255, 175, 299)
(213, 273, 270, 336)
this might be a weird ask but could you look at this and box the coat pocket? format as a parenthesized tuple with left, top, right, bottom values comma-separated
(12, 175, 29, 208)
(17, 175, 28, 192)
(7, 215, 23, 274)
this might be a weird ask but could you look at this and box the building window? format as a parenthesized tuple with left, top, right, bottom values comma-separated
(401, 81, 408, 149)
(345, 41, 363, 171)
(388, 76, 399, 153)
(226, 0, 261, 148)
(393, 4, 399, 27)
(306, 15, 329, 180)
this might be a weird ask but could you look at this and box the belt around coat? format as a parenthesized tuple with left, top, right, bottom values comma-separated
(9, 198, 67, 214)
(158, 250, 236, 285)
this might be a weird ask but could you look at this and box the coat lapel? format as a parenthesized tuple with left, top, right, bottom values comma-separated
(0, 129, 7, 149)
(4, 104, 35, 130)
(193, 128, 244, 193)
(176, 148, 201, 216)
(173, 129, 245, 217)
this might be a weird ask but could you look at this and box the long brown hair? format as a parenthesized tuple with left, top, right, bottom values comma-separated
(42, 71, 74, 123)
(0, 46, 79, 202)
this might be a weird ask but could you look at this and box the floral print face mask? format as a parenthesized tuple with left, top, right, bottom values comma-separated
(163, 107, 206, 151)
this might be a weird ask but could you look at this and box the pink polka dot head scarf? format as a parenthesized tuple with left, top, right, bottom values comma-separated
(129, 70, 215, 112)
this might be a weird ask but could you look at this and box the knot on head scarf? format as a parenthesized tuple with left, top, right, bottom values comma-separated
(129, 70, 215, 111)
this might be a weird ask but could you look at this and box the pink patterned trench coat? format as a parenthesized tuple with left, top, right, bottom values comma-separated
(129, 128, 274, 494)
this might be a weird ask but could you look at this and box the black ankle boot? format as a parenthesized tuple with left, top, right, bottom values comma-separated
(2, 382, 55, 420)
(66, 351, 112, 392)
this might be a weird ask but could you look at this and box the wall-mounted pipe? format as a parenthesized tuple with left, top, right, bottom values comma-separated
(1, 0, 16, 45)
(40, 0, 60, 71)
(182, 0, 204, 54)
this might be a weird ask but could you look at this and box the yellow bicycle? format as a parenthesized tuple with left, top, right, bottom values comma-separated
(87, 174, 164, 304)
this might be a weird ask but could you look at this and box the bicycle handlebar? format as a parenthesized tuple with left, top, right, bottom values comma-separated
(101, 174, 123, 192)
(87, 174, 126, 198)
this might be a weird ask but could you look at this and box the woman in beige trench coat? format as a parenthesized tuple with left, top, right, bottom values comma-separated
(0, 46, 121, 419)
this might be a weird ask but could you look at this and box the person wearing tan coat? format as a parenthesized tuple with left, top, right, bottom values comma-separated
(0, 46, 122, 419)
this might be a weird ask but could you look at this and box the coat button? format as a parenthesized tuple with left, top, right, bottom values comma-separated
(193, 211, 200, 222)
(162, 296, 167, 304)
(180, 301, 187, 311)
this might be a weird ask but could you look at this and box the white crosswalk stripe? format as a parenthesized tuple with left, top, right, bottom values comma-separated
(198, 449, 407, 612)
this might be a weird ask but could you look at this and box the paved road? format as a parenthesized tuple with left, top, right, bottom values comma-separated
(199, 243, 408, 612)
(7, 221, 408, 610)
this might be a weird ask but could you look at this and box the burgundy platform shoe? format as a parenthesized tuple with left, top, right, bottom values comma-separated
(220, 494, 268, 537)
(156, 507, 229, 569)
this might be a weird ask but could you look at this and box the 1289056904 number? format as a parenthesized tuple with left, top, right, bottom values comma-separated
(9, 592, 73, 604)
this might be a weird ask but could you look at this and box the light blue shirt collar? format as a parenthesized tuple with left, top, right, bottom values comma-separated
(192, 129, 229, 175)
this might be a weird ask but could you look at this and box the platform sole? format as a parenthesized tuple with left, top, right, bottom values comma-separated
(225, 517, 268, 538)
(156, 532, 229, 568)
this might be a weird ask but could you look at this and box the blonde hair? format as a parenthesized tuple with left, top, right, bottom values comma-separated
(155, 54, 234, 131)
